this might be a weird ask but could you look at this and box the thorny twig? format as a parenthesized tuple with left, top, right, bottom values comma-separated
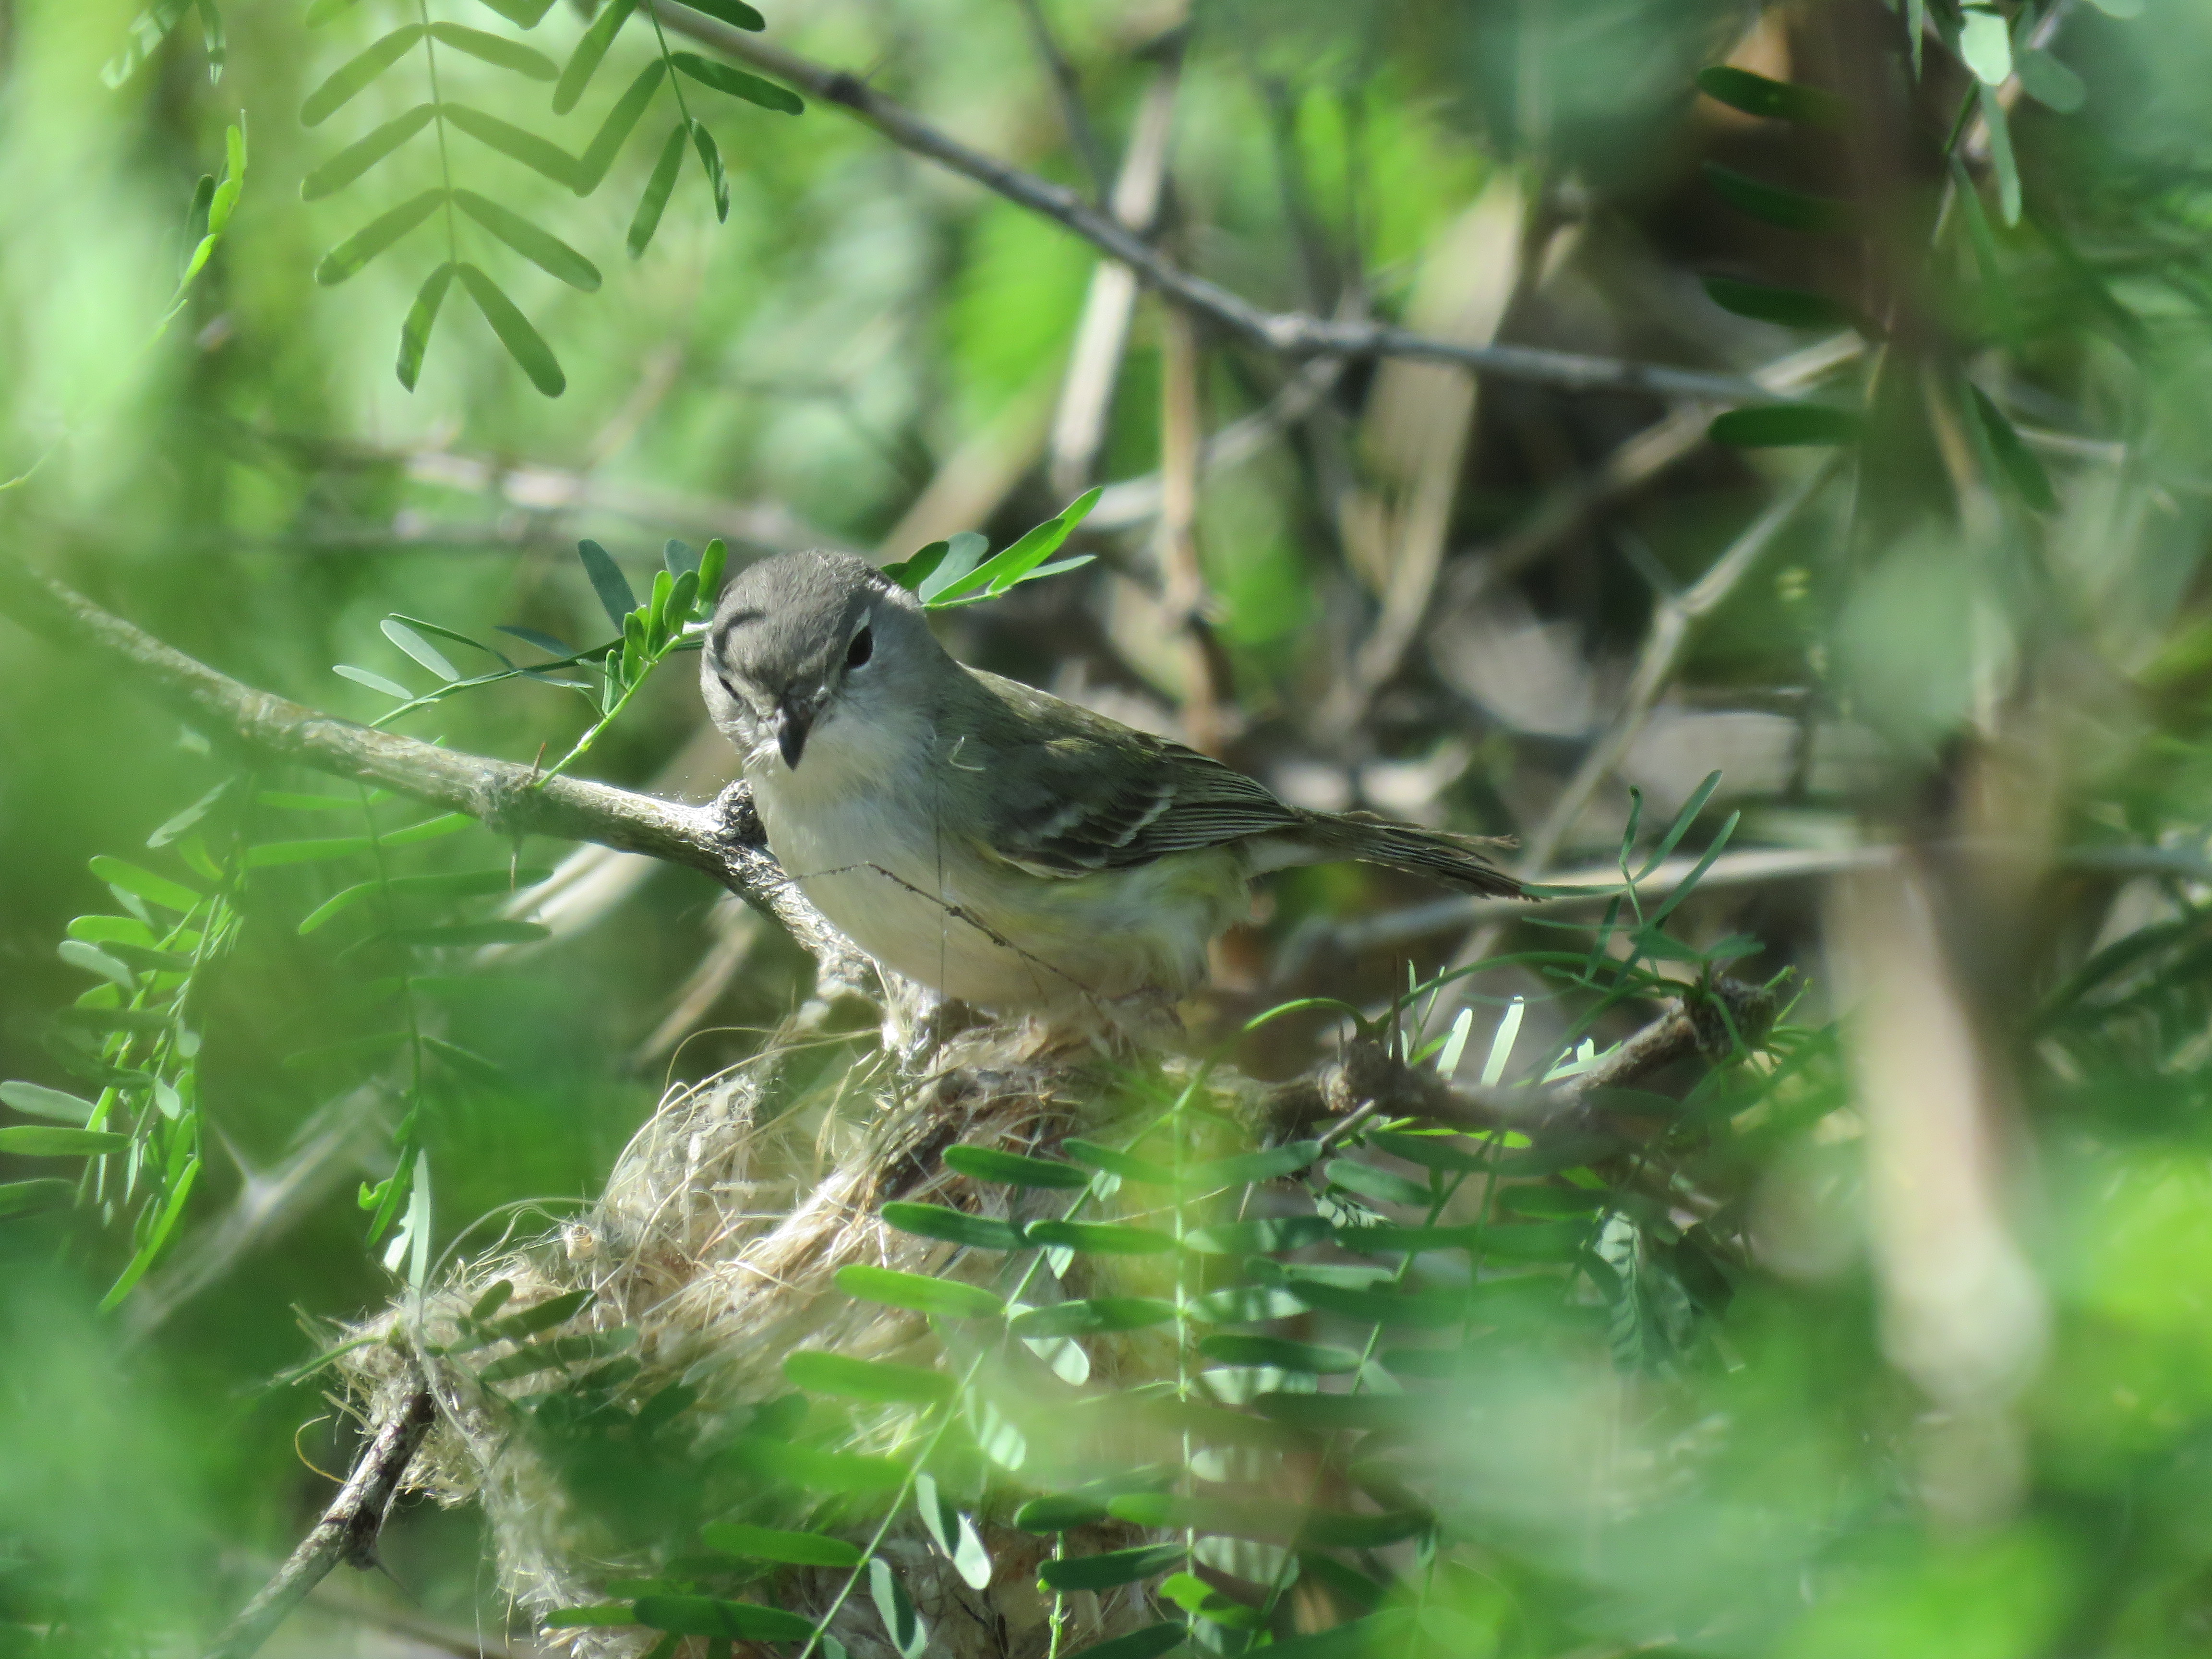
(201, 1386, 437, 1659)
(651, 2, 1791, 407)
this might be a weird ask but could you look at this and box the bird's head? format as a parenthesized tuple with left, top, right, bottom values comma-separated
(700, 551, 939, 772)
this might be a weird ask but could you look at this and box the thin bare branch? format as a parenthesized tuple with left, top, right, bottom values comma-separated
(202, 1386, 437, 1659)
(1011, 0, 1112, 200)
(652, 2, 1791, 406)
(0, 553, 872, 994)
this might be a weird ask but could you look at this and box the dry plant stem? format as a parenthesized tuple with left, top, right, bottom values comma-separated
(1268, 978, 1769, 1146)
(652, 1, 1783, 406)
(0, 553, 872, 992)
(1012, 0, 1112, 200)
(202, 1387, 437, 1659)
(1158, 302, 1237, 751)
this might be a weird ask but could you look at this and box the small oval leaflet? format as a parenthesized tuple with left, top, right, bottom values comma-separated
(941, 1142, 1091, 1190)
(833, 1263, 1004, 1320)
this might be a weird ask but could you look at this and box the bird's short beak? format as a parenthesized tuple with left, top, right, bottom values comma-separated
(772, 694, 813, 769)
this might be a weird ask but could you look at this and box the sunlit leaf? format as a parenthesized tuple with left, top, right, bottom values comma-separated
(1184, 1215, 1333, 1254)
(1020, 1220, 1174, 1255)
(1007, 1298, 1176, 1337)
(722, 1437, 908, 1492)
(335, 663, 416, 700)
(0, 1083, 96, 1124)
(472, 0, 556, 26)
(103, 0, 192, 87)
(880, 1201, 1027, 1251)
(2016, 46, 2085, 113)
(688, 119, 729, 221)
(88, 857, 200, 914)
(301, 25, 425, 126)
(941, 1142, 1091, 1189)
(868, 1559, 927, 1659)
(0, 1127, 129, 1157)
(1958, 6, 2012, 85)
(1198, 1334, 1362, 1373)
(381, 619, 460, 681)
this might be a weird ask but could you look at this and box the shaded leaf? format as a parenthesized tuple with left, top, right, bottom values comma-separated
(579, 60, 669, 194)
(397, 261, 458, 391)
(301, 26, 425, 126)
(1702, 164, 1852, 233)
(1008, 1298, 1177, 1338)
(382, 619, 460, 681)
(631, 1597, 812, 1642)
(689, 0, 766, 28)
(1021, 1220, 1175, 1255)
(427, 22, 556, 80)
(553, 0, 636, 114)
(1283, 1280, 1467, 1327)
(441, 103, 583, 190)
(1061, 1624, 1188, 1659)
(670, 51, 803, 115)
(1199, 1334, 1362, 1373)
(1709, 404, 1864, 447)
(722, 1436, 908, 1492)
(457, 263, 566, 396)
(1184, 1214, 1333, 1254)
(577, 541, 639, 629)
(0, 1180, 76, 1220)
(89, 857, 200, 914)
(314, 187, 445, 286)
(1695, 65, 1847, 127)
(245, 836, 373, 868)
(782, 1350, 952, 1405)
(1364, 1129, 1489, 1173)
(541, 1607, 635, 1628)
(942, 1143, 1091, 1189)
(688, 118, 729, 221)
(1702, 275, 1858, 332)
(868, 1559, 927, 1659)
(1967, 385, 2057, 512)
(1036, 1545, 1183, 1593)
(880, 1201, 1027, 1251)
(2017, 47, 2086, 112)
(1980, 83, 2021, 227)
(472, 0, 556, 26)
(1250, 1392, 1424, 1432)
(301, 103, 435, 200)
(103, 0, 193, 87)
(452, 188, 601, 290)
(148, 779, 232, 849)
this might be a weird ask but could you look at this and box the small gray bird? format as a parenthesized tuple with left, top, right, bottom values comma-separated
(701, 552, 1520, 1016)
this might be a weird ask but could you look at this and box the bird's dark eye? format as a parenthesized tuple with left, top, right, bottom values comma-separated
(845, 626, 874, 669)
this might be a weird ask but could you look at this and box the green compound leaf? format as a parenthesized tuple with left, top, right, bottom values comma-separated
(879, 1202, 1028, 1251)
(941, 1143, 1092, 1189)
(456, 263, 566, 396)
(426, 22, 556, 81)
(554, 0, 636, 114)
(700, 1521, 864, 1568)
(314, 187, 444, 286)
(1702, 163, 1852, 234)
(577, 59, 668, 194)
(833, 1263, 1004, 1320)
(1007, 1297, 1178, 1338)
(1020, 1220, 1175, 1255)
(1701, 275, 1859, 332)
(1695, 65, 1847, 128)
(0, 1127, 129, 1157)
(1198, 1334, 1363, 1373)
(451, 188, 601, 290)
(1709, 404, 1864, 447)
(782, 1350, 953, 1405)
(397, 260, 458, 391)
(628, 121, 688, 257)
(441, 102, 584, 190)
(689, 0, 766, 28)
(301, 25, 425, 127)
(926, 487, 1102, 606)
(669, 51, 804, 115)
(301, 103, 435, 201)
(631, 1597, 813, 1642)
(1036, 1544, 1184, 1593)
(688, 118, 730, 221)
(0, 1179, 77, 1220)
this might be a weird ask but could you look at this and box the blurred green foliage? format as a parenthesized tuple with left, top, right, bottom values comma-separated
(9, 0, 2212, 1655)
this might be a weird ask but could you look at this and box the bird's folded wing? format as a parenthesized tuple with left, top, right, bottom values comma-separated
(960, 670, 1303, 878)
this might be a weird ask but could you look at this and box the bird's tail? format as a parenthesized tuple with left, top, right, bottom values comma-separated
(1301, 810, 1525, 899)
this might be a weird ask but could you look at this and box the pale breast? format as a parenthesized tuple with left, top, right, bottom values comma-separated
(746, 711, 1250, 1011)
